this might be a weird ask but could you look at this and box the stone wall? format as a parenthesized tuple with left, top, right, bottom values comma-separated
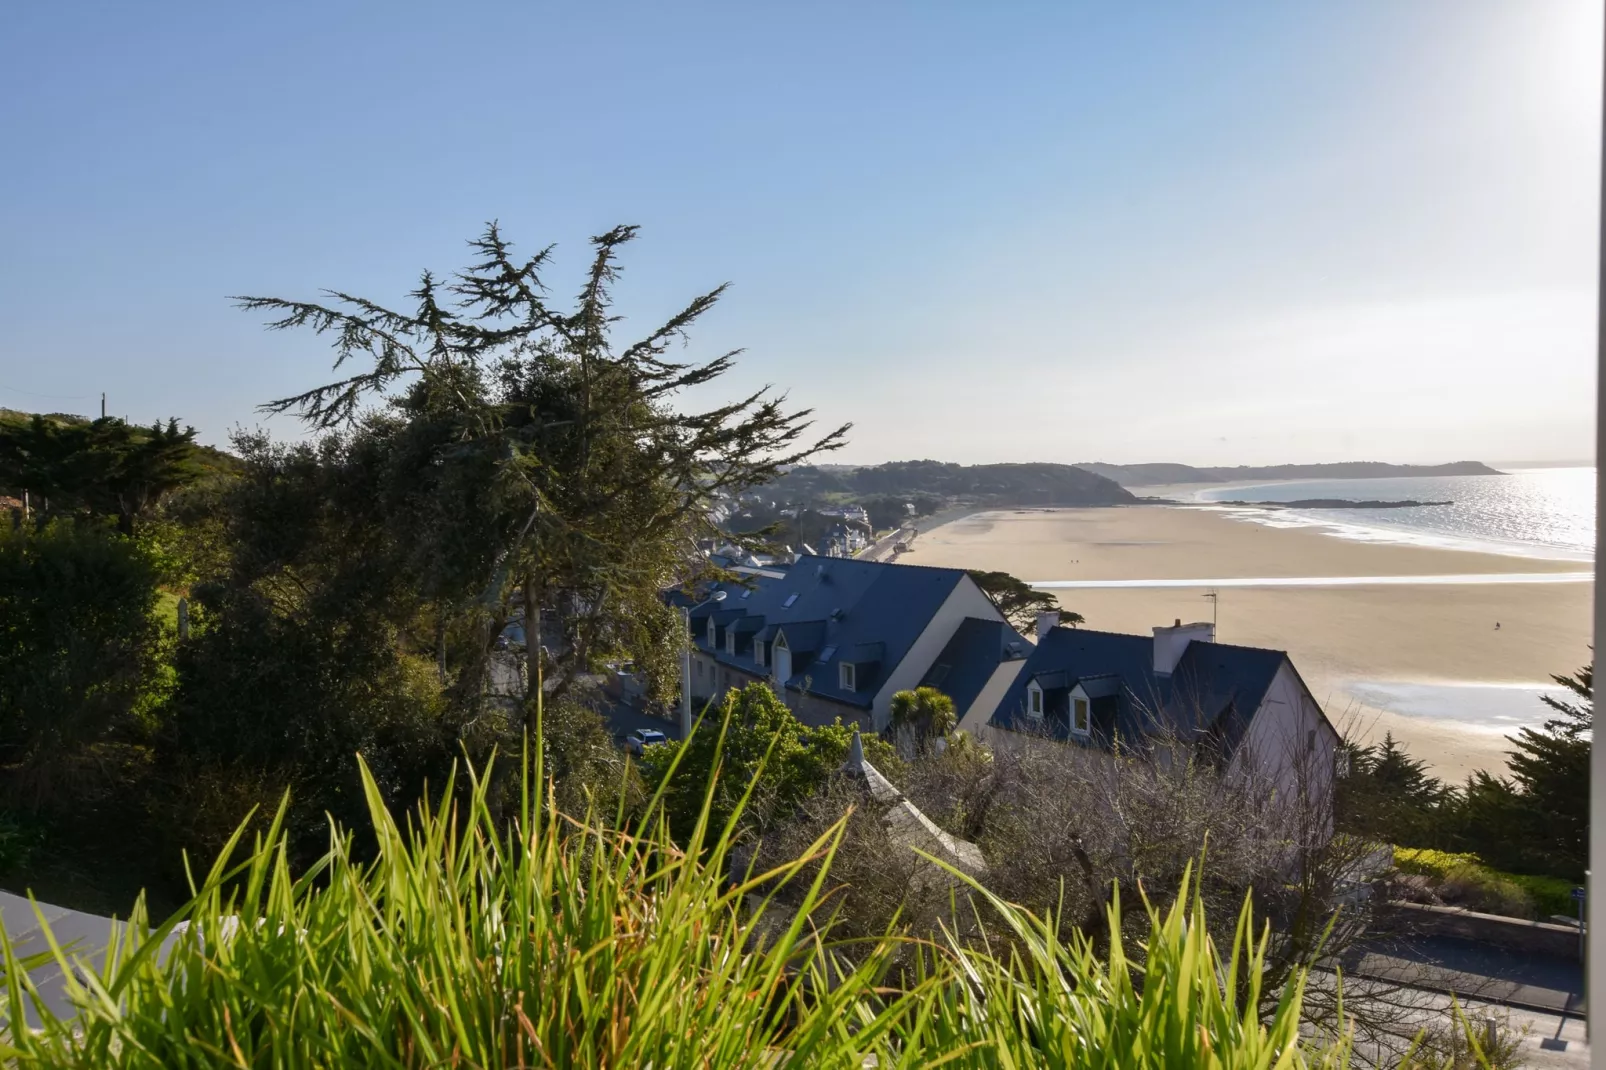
(1383, 900, 1584, 961)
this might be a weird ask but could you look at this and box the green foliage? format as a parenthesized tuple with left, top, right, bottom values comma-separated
(968, 569, 1083, 632)
(772, 459, 1135, 507)
(888, 686, 957, 753)
(235, 222, 847, 721)
(1499, 664, 1590, 877)
(161, 581, 451, 862)
(0, 522, 164, 802)
(856, 492, 944, 531)
(1336, 733, 1451, 847)
(1436, 664, 1591, 880)
(0, 415, 207, 534)
(1394, 847, 1577, 919)
(0, 752, 1354, 1068)
(641, 682, 899, 841)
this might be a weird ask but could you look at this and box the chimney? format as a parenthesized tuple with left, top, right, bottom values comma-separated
(1034, 610, 1060, 639)
(1152, 620, 1216, 676)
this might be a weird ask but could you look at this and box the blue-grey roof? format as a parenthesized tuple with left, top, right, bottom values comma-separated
(681, 554, 972, 710)
(920, 617, 1030, 717)
(988, 626, 1294, 755)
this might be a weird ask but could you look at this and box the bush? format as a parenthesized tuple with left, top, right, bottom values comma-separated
(1393, 846, 1575, 919)
(0, 521, 164, 803)
(2, 751, 1354, 1068)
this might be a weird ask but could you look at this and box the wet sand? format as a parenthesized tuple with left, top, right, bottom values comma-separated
(898, 505, 1592, 779)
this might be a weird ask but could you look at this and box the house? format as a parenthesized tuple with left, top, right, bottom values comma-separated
(674, 554, 1029, 731)
(977, 619, 1339, 801)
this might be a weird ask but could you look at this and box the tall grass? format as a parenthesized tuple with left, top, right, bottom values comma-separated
(0, 738, 1469, 1067)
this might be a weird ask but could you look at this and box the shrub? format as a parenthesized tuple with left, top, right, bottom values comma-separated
(3, 747, 1354, 1067)
(1435, 863, 1535, 920)
(1393, 846, 1576, 919)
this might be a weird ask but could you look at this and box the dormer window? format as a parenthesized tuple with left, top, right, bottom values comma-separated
(726, 629, 737, 656)
(840, 661, 856, 692)
(755, 640, 766, 668)
(1027, 683, 1044, 720)
(706, 617, 717, 647)
(1072, 696, 1090, 736)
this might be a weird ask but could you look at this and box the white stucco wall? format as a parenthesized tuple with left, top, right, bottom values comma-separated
(870, 575, 1004, 730)
(1232, 659, 1339, 810)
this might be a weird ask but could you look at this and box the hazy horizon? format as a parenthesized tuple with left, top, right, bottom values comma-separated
(2, 2, 1600, 466)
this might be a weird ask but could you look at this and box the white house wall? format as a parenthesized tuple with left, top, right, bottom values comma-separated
(871, 576, 1004, 730)
(1233, 659, 1339, 808)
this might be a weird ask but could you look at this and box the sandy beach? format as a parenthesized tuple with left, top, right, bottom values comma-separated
(897, 505, 1592, 779)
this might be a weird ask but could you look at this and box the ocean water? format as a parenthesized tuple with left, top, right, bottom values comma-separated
(1188, 466, 1595, 562)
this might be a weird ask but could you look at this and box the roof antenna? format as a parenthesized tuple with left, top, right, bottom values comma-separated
(1202, 590, 1218, 635)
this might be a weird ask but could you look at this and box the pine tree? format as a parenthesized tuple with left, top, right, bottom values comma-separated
(1504, 665, 1590, 878)
(235, 223, 848, 733)
(1336, 732, 1449, 846)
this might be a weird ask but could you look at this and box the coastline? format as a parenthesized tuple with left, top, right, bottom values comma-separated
(896, 504, 1592, 779)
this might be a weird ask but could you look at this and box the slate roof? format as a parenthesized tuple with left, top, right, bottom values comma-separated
(682, 554, 973, 710)
(988, 626, 1294, 755)
(919, 617, 1031, 718)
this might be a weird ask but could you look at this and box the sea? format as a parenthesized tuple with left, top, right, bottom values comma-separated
(1186, 465, 1595, 563)
(1176, 465, 1593, 737)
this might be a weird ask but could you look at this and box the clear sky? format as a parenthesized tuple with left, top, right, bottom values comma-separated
(1, 2, 1599, 466)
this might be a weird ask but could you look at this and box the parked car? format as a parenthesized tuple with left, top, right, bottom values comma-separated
(624, 728, 667, 757)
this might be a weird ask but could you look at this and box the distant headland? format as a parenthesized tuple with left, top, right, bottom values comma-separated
(1072, 460, 1501, 487)
(1212, 498, 1454, 510)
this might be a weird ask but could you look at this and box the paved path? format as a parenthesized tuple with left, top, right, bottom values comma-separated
(1339, 934, 1585, 1016)
(1318, 979, 1592, 1069)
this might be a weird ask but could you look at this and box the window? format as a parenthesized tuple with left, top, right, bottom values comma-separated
(1027, 685, 1043, 719)
(755, 640, 766, 667)
(706, 617, 716, 646)
(726, 630, 736, 656)
(782, 593, 799, 608)
(840, 661, 856, 692)
(695, 660, 703, 678)
(1072, 697, 1090, 735)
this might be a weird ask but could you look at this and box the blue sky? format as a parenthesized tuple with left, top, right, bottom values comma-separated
(0, 1, 1598, 465)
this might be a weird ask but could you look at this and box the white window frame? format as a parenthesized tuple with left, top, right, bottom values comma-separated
(726, 629, 737, 656)
(755, 640, 765, 668)
(706, 617, 717, 647)
(1072, 696, 1090, 737)
(1026, 682, 1044, 720)
(840, 661, 856, 693)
